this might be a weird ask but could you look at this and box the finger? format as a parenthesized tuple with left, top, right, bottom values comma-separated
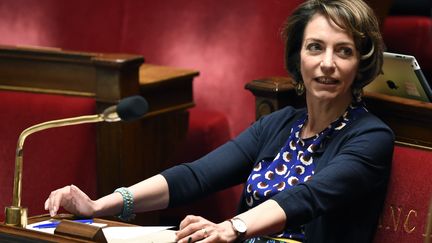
(188, 228, 211, 243)
(50, 185, 71, 216)
(44, 197, 49, 210)
(197, 233, 217, 243)
(176, 215, 200, 240)
(44, 196, 55, 213)
(176, 226, 195, 242)
(199, 228, 209, 239)
(198, 228, 211, 242)
(179, 215, 199, 230)
(177, 226, 210, 243)
(46, 190, 59, 216)
(178, 236, 192, 243)
(176, 231, 199, 243)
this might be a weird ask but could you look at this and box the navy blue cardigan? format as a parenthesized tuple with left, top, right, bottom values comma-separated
(161, 106, 394, 243)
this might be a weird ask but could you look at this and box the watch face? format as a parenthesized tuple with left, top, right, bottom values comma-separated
(232, 218, 247, 233)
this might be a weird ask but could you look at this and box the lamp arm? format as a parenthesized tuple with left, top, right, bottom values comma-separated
(6, 114, 103, 227)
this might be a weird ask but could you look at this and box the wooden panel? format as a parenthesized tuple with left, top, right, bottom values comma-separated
(363, 92, 432, 148)
(139, 64, 197, 117)
(245, 77, 304, 120)
(0, 46, 198, 226)
(0, 214, 134, 243)
(245, 77, 432, 148)
(0, 45, 142, 97)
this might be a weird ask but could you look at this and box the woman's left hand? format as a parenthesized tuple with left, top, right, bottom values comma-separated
(175, 215, 238, 243)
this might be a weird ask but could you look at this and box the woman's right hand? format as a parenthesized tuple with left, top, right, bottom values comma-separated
(44, 184, 96, 217)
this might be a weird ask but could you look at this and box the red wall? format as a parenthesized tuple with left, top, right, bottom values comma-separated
(0, 0, 303, 136)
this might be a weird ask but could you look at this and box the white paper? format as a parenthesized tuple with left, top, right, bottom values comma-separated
(102, 226, 176, 243)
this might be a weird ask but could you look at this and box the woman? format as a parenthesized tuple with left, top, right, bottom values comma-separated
(44, 0, 394, 242)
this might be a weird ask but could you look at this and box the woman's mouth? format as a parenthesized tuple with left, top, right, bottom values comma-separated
(315, 77, 338, 84)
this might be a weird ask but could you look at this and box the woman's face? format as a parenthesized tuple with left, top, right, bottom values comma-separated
(300, 13, 359, 103)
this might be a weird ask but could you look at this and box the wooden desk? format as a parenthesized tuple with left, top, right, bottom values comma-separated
(0, 214, 176, 243)
(245, 76, 432, 147)
(0, 46, 198, 225)
(0, 214, 129, 243)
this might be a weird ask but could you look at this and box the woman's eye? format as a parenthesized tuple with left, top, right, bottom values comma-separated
(338, 47, 353, 57)
(306, 43, 322, 52)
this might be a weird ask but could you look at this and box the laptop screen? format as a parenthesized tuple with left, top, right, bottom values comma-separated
(364, 52, 432, 102)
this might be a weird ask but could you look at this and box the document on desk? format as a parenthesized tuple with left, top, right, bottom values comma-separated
(102, 226, 176, 243)
(27, 220, 176, 242)
(27, 219, 107, 234)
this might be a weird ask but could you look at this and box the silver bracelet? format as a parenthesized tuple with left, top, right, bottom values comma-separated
(114, 187, 136, 221)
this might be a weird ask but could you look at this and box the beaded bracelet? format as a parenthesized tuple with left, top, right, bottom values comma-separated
(114, 187, 136, 221)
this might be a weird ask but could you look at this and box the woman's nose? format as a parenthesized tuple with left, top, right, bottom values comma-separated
(320, 52, 336, 74)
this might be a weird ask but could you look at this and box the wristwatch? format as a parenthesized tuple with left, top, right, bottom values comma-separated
(229, 217, 247, 238)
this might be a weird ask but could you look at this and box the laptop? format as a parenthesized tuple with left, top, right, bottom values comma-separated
(364, 52, 432, 102)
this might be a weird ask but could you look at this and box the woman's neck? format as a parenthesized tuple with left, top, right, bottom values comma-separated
(302, 96, 352, 139)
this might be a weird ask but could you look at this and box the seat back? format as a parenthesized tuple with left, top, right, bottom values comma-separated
(0, 91, 97, 220)
(342, 92, 432, 242)
(333, 92, 432, 242)
(374, 145, 432, 242)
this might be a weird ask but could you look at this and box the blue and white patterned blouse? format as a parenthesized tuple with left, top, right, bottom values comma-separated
(244, 104, 368, 241)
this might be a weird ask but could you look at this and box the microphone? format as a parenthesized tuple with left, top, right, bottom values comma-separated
(102, 95, 149, 122)
(4, 95, 148, 227)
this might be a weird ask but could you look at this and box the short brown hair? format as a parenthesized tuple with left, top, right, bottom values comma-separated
(282, 0, 384, 90)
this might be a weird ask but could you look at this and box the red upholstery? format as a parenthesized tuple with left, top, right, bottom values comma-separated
(173, 108, 232, 163)
(383, 16, 432, 81)
(0, 91, 97, 221)
(160, 108, 243, 225)
(373, 145, 432, 242)
(0, 0, 306, 137)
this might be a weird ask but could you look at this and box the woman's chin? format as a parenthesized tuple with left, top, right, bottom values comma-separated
(307, 91, 351, 104)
